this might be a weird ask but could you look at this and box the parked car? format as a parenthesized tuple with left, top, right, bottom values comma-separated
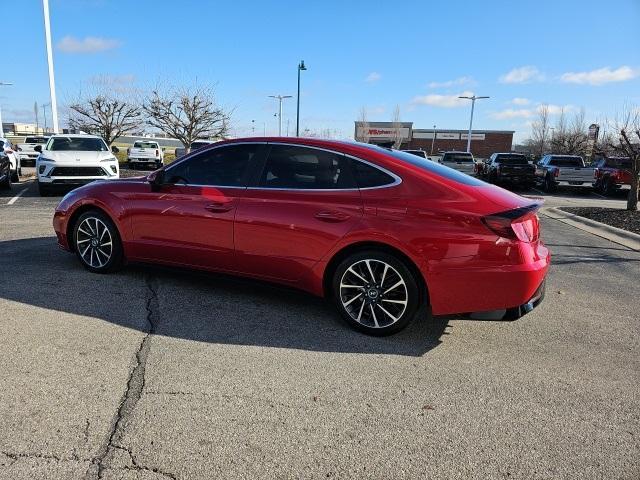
(439, 151, 476, 175)
(535, 154, 595, 192)
(174, 140, 217, 158)
(0, 151, 11, 189)
(402, 149, 431, 160)
(35, 134, 120, 196)
(127, 140, 164, 169)
(17, 136, 49, 167)
(53, 138, 549, 335)
(593, 156, 634, 196)
(481, 153, 536, 187)
(0, 137, 21, 182)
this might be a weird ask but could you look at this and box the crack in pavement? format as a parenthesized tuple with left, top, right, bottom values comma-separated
(84, 275, 177, 480)
(1, 450, 87, 467)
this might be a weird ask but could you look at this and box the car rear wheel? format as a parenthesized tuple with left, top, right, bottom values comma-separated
(0, 169, 11, 189)
(10, 171, 19, 182)
(73, 210, 123, 273)
(543, 175, 557, 192)
(602, 177, 616, 196)
(332, 251, 420, 335)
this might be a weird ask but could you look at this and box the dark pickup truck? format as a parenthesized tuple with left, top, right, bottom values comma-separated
(479, 153, 536, 187)
(593, 157, 634, 195)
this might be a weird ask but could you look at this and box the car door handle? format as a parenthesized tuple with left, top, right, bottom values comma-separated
(205, 202, 233, 213)
(315, 210, 350, 222)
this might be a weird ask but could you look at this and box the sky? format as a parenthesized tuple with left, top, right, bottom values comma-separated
(3, 0, 640, 142)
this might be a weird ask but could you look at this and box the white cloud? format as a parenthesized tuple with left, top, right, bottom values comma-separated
(411, 90, 474, 108)
(57, 35, 122, 53)
(491, 103, 574, 120)
(499, 66, 544, 84)
(510, 97, 530, 106)
(365, 72, 381, 83)
(428, 76, 474, 88)
(560, 66, 639, 86)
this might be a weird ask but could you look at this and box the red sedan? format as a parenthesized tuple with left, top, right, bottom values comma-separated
(53, 138, 549, 335)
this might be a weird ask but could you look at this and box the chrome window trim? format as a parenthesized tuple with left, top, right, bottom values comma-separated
(162, 140, 402, 191)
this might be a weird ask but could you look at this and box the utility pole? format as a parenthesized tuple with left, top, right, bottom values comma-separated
(35, 101, 39, 133)
(268, 95, 292, 136)
(458, 95, 490, 153)
(42, 0, 59, 133)
(296, 60, 307, 136)
(42, 103, 50, 133)
(430, 124, 436, 155)
(0, 82, 12, 137)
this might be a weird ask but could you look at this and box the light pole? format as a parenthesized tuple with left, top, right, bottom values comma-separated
(430, 124, 436, 155)
(0, 82, 13, 137)
(42, 0, 59, 133)
(458, 95, 489, 153)
(269, 95, 292, 136)
(296, 60, 307, 137)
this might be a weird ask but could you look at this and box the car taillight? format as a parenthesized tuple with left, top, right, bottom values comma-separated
(482, 205, 541, 243)
(156, 149, 159, 157)
(594, 168, 599, 179)
(6, 149, 13, 154)
(554, 169, 560, 177)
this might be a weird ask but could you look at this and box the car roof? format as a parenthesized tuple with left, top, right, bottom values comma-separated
(548, 154, 583, 157)
(443, 150, 472, 154)
(49, 134, 103, 139)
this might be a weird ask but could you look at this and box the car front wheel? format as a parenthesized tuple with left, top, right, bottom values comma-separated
(73, 210, 123, 273)
(332, 251, 420, 335)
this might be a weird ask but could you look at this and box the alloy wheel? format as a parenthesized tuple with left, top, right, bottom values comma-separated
(339, 259, 408, 329)
(76, 217, 113, 269)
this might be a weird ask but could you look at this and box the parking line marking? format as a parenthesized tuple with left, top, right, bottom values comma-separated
(591, 192, 607, 199)
(7, 188, 28, 205)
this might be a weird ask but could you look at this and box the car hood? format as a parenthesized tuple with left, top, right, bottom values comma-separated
(40, 151, 115, 164)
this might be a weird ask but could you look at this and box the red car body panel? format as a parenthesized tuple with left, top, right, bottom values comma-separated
(53, 137, 550, 317)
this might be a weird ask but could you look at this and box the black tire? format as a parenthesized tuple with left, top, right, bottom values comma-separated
(10, 171, 19, 182)
(602, 177, 616, 196)
(332, 250, 420, 336)
(38, 182, 51, 197)
(0, 170, 11, 190)
(543, 174, 557, 193)
(73, 210, 123, 273)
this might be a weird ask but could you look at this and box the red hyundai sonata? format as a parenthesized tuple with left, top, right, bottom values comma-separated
(53, 138, 549, 335)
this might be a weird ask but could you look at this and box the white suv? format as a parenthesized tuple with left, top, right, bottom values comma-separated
(35, 134, 120, 196)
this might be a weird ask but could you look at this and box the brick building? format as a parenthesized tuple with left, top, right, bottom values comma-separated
(354, 122, 514, 159)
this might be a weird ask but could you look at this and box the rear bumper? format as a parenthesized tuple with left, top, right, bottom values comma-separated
(468, 279, 545, 320)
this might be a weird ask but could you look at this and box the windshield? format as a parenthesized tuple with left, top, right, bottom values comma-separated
(364, 145, 485, 186)
(496, 154, 528, 165)
(550, 156, 583, 167)
(48, 137, 108, 152)
(25, 137, 48, 144)
(443, 152, 474, 163)
(134, 141, 158, 148)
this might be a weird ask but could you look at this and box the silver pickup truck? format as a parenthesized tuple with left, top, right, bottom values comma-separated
(17, 136, 49, 166)
(535, 154, 595, 192)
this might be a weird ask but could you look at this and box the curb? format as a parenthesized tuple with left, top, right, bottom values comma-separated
(540, 207, 640, 252)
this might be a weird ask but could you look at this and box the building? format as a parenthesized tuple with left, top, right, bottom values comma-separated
(354, 121, 514, 159)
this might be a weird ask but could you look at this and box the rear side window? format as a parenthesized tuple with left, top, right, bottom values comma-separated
(258, 145, 356, 189)
(166, 144, 260, 186)
(351, 160, 396, 188)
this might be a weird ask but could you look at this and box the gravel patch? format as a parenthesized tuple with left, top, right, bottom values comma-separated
(560, 206, 640, 235)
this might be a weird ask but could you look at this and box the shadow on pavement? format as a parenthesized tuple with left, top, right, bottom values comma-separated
(2, 236, 451, 357)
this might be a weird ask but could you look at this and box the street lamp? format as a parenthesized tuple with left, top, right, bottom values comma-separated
(42, 0, 59, 133)
(0, 82, 13, 137)
(458, 95, 489, 153)
(296, 60, 307, 136)
(430, 124, 436, 155)
(269, 95, 292, 136)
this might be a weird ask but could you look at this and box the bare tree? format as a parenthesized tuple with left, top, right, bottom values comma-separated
(358, 106, 370, 143)
(550, 108, 590, 156)
(143, 85, 230, 154)
(68, 93, 142, 147)
(391, 105, 403, 149)
(599, 106, 640, 211)
(528, 104, 550, 159)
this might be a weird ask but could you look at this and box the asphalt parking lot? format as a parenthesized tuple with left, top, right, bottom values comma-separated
(0, 174, 638, 479)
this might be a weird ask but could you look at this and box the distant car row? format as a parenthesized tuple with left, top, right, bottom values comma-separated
(401, 149, 634, 195)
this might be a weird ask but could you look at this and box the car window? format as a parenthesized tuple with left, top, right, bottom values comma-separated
(258, 145, 356, 189)
(166, 144, 260, 187)
(549, 156, 583, 167)
(495, 154, 528, 165)
(443, 152, 474, 163)
(48, 137, 108, 151)
(0, 140, 4, 149)
(25, 137, 48, 144)
(351, 159, 396, 188)
(134, 141, 157, 148)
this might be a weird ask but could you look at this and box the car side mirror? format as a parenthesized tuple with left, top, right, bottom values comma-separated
(34, 145, 42, 153)
(111, 146, 120, 154)
(162, 147, 166, 152)
(147, 169, 165, 191)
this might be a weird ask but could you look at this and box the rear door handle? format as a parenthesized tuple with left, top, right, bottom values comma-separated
(205, 202, 233, 213)
(315, 210, 350, 222)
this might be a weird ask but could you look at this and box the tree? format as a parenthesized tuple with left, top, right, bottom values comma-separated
(143, 85, 230, 154)
(68, 93, 142, 146)
(391, 105, 403, 149)
(527, 104, 550, 159)
(358, 106, 370, 143)
(550, 109, 590, 157)
(599, 106, 640, 211)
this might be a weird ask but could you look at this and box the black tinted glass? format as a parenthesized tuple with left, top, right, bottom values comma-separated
(166, 144, 259, 186)
(495, 154, 528, 165)
(259, 145, 356, 189)
(550, 156, 582, 167)
(443, 153, 474, 162)
(49, 137, 108, 151)
(352, 160, 395, 188)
